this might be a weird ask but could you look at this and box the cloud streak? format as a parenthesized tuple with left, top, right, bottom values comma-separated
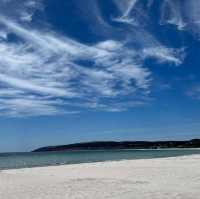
(160, 0, 200, 38)
(0, 0, 185, 117)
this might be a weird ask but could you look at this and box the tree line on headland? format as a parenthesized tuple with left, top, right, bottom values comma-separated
(33, 139, 200, 152)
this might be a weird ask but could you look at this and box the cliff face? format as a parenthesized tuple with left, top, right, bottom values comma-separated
(33, 139, 200, 152)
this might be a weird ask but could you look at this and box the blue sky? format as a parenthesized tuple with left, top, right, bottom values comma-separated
(0, 0, 200, 152)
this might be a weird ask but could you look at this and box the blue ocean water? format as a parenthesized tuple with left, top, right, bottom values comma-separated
(0, 149, 200, 170)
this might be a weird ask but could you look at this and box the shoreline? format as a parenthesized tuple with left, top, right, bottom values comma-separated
(1, 153, 200, 171)
(1, 149, 200, 171)
(1, 147, 200, 155)
(1, 147, 200, 156)
(0, 148, 200, 171)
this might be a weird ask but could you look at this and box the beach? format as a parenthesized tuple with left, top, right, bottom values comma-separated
(0, 155, 200, 199)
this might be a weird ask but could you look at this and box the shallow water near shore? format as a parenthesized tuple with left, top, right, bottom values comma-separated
(0, 149, 200, 170)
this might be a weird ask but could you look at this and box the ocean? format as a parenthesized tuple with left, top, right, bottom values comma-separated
(0, 149, 200, 170)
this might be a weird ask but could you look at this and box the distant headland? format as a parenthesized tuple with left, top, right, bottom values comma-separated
(33, 139, 200, 152)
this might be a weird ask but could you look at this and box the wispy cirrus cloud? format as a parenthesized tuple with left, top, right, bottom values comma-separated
(160, 0, 200, 38)
(0, 0, 42, 23)
(112, 0, 139, 25)
(111, 0, 185, 64)
(0, 0, 185, 117)
(0, 16, 151, 116)
(142, 47, 185, 66)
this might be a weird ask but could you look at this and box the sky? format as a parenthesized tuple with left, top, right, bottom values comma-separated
(0, 0, 200, 152)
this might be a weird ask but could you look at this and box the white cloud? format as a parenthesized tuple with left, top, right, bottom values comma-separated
(142, 47, 185, 66)
(160, 0, 200, 38)
(0, 16, 152, 116)
(0, 73, 71, 97)
(0, 0, 42, 23)
(0, 1, 185, 117)
(160, 0, 186, 30)
(111, 0, 185, 66)
(113, 0, 138, 25)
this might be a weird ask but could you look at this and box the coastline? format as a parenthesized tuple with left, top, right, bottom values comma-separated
(32, 147, 200, 152)
(1, 155, 200, 199)
(1, 148, 200, 171)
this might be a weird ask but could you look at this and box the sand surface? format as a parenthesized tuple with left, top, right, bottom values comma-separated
(0, 155, 200, 199)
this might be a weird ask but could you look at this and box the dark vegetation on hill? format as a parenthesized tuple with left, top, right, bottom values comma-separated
(33, 139, 200, 152)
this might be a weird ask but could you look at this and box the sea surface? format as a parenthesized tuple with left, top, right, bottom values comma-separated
(0, 149, 200, 170)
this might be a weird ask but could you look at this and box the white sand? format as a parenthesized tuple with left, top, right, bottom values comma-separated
(1, 155, 200, 199)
